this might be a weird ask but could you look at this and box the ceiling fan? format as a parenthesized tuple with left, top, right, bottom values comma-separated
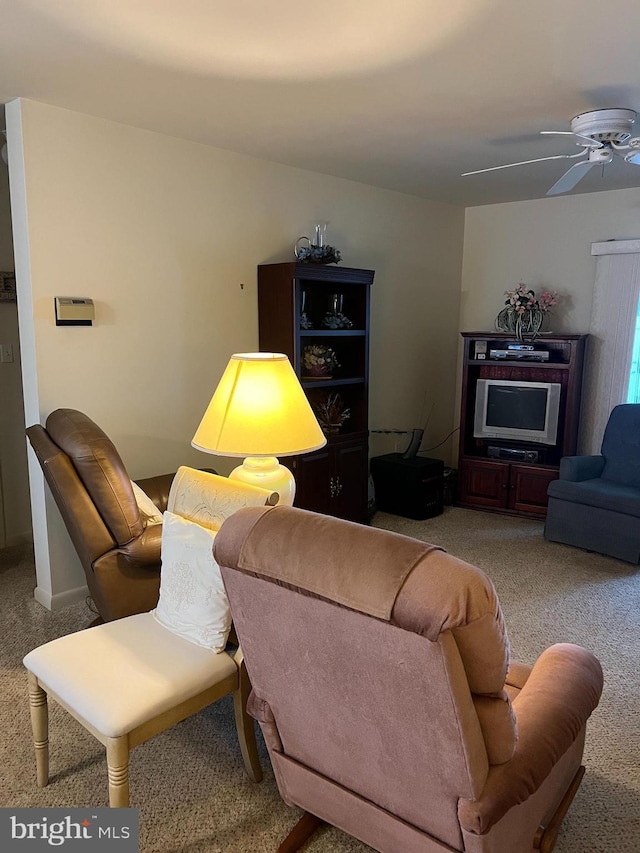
(462, 108, 640, 195)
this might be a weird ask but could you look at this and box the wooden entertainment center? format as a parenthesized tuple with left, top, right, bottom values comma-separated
(457, 332, 588, 518)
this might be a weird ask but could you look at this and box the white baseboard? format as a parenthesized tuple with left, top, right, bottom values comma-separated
(34, 584, 89, 612)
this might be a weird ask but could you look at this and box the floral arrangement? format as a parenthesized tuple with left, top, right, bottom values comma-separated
(303, 344, 340, 377)
(503, 284, 557, 315)
(496, 283, 558, 340)
(296, 244, 342, 265)
(322, 310, 353, 330)
(312, 393, 351, 434)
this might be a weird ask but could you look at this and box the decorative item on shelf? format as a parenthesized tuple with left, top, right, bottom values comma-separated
(322, 293, 353, 329)
(302, 344, 339, 379)
(495, 283, 558, 341)
(312, 393, 351, 435)
(294, 221, 342, 265)
(299, 289, 313, 329)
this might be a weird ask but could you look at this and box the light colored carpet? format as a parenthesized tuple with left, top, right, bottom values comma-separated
(0, 508, 638, 852)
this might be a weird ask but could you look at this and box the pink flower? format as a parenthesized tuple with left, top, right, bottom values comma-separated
(538, 291, 558, 311)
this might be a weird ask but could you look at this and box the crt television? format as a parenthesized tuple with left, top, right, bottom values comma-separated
(473, 379, 562, 445)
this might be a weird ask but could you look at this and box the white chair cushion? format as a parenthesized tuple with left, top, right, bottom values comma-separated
(153, 510, 232, 653)
(23, 613, 237, 738)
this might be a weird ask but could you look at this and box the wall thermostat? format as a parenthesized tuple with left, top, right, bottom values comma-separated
(55, 297, 95, 326)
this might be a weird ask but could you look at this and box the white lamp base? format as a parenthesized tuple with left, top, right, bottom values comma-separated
(229, 456, 295, 506)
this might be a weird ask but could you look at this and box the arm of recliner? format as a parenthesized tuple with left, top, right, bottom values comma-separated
(118, 522, 163, 567)
(91, 549, 162, 620)
(505, 660, 532, 691)
(559, 455, 605, 482)
(458, 643, 603, 835)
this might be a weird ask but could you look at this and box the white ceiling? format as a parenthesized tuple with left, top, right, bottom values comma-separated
(2, 0, 640, 207)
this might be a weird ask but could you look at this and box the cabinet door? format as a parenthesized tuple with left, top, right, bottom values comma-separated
(333, 440, 369, 523)
(459, 459, 509, 508)
(509, 465, 558, 516)
(292, 448, 332, 515)
(293, 440, 368, 522)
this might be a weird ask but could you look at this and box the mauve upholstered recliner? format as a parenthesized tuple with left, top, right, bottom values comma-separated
(214, 505, 603, 853)
(545, 403, 640, 563)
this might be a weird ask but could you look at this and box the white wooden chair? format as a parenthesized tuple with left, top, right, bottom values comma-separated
(23, 468, 278, 807)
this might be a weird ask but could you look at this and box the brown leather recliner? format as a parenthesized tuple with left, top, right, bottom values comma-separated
(26, 408, 195, 622)
(215, 505, 604, 853)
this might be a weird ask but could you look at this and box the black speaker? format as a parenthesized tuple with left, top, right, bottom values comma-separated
(370, 453, 444, 520)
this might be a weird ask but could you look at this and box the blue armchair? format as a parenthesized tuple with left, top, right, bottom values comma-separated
(545, 404, 640, 563)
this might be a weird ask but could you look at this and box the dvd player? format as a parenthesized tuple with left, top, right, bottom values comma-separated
(488, 446, 540, 462)
(489, 349, 550, 361)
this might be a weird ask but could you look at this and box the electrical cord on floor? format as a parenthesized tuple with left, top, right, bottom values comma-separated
(85, 595, 99, 615)
(85, 595, 104, 627)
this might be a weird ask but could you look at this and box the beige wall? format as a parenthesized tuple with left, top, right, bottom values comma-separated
(0, 162, 31, 547)
(8, 99, 464, 607)
(461, 188, 640, 334)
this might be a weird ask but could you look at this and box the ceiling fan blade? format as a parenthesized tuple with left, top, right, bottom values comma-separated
(546, 160, 598, 195)
(540, 130, 604, 148)
(461, 153, 578, 177)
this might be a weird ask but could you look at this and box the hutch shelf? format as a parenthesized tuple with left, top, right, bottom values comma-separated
(258, 262, 374, 523)
(456, 332, 588, 518)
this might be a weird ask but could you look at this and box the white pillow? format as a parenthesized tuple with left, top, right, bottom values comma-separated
(131, 480, 164, 526)
(153, 511, 231, 653)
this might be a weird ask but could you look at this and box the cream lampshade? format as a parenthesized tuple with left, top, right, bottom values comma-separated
(192, 352, 327, 505)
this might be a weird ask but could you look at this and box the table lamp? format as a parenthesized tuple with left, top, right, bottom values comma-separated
(192, 352, 327, 505)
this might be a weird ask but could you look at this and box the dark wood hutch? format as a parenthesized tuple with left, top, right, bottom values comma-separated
(258, 262, 374, 523)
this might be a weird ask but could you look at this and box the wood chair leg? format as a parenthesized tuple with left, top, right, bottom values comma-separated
(106, 736, 130, 807)
(27, 671, 49, 788)
(277, 813, 325, 853)
(233, 656, 263, 783)
(534, 766, 585, 853)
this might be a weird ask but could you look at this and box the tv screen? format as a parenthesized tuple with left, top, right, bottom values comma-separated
(473, 379, 561, 445)
(486, 385, 547, 431)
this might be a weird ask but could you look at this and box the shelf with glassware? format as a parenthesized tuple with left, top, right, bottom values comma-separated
(257, 262, 374, 523)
